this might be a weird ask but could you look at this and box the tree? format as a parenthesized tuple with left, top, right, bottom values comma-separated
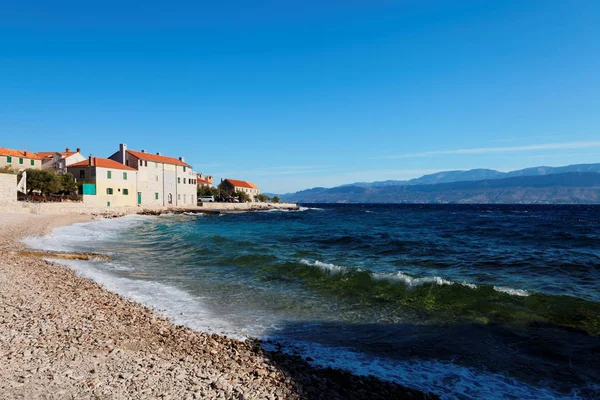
(59, 172, 77, 194)
(0, 165, 17, 174)
(235, 190, 251, 203)
(255, 193, 270, 202)
(272, 196, 280, 203)
(23, 168, 61, 195)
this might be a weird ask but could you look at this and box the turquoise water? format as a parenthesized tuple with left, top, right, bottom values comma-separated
(25, 204, 600, 399)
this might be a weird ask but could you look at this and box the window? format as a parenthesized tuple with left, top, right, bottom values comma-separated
(145, 160, 148, 167)
(178, 177, 181, 184)
(126, 160, 129, 166)
(107, 171, 112, 179)
(19, 158, 23, 164)
(6, 156, 11, 163)
(139, 159, 143, 167)
(183, 166, 186, 172)
(106, 188, 113, 195)
(183, 178, 187, 184)
(178, 194, 181, 200)
(123, 189, 129, 195)
(30, 160, 34, 166)
(123, 172, 127, 180)
(155, 192, 159, 200)
(79, 170, 85, 179)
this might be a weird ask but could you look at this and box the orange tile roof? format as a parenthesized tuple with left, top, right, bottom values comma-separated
(197, 179, 212, 185)
(225, 179, 259, 189)
(126, 150, 191, 168)
(69, 157, 137, 171)
(0, 147, 44, 160)
(37, 151, 79, 158)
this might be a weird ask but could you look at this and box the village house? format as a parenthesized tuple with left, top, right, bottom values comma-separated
(0, 147, 43, 171)
(221, 179, 260, 201)
(38, 147, 86, 174)
(67, 156, 138, 208)
(197, 173, 213, 188)
(109, 144, 196, 207)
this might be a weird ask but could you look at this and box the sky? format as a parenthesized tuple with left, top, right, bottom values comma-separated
(1, 1, 598, 193)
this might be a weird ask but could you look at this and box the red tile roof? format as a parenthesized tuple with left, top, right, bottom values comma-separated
(37, 151, 79, 158)
(69, 157, 137, 171)
(197, 179, 212, 185)
(0, 147, 44, 160)
(225, 179, 259, 189)
(126, 150, 191, 168)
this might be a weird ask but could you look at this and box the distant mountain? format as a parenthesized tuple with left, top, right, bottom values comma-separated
(347, 163, 600, 188)
(281, 171, 600, 204)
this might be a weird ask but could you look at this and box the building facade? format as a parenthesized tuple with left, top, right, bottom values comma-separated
(38, 148, 86, 174)
(109, 143, 196, 207)
(68, 157, 138, 207)
(0, 148, 43, 171)
(221, 179, 260, 201)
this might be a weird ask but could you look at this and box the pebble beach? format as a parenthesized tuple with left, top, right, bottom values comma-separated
(0, 213, 433, 399)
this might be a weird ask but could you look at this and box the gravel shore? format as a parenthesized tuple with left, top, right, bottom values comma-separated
(0, 213, 435, 399)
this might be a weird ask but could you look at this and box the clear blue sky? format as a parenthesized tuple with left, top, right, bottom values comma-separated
(1, 1, 598, 193)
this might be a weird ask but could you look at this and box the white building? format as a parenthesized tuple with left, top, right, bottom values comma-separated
(38, 147, 86, 174)
(109, 143, 197, 207)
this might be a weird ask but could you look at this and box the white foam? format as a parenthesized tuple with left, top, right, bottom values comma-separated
(375, 271, 455, 287)
(494, 286, 530, 297)
(300, 259, 346, 274)
(50, 259, 243, 339)
(298, 206, 325, 211)
(22, 215, 154, 252)
(299, 259, 482, 291)
(262, 339, 578, 400)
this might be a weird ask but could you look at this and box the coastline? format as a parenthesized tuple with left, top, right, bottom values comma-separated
(0, 212, 433, 399)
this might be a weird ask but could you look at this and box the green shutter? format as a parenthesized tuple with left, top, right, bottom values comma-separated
(123, 189, 129, 195)
(6, 156, 11, 163)
(30, 159, 34, 166)
(19, 158, 23, 164)
(123, 172, 127, 180)
(107, 170, 112, 179)
(178, 177, 180, 183)
(155, 192, 159, 200)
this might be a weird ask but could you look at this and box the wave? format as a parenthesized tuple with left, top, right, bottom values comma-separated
(298, 206, 325, 212)
(292, 259, 599, 335)
(301, 259, 481, 291)
(494, 286, 530, 297)
(300, 259, 347, 273)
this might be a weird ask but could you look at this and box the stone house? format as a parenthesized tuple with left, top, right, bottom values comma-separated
(109, 144, 196, 207)
(221, 179, 260, 201)
(68, 156, 138, 208)
(0, 147, 43, 171)
(38, 147, 86, 174)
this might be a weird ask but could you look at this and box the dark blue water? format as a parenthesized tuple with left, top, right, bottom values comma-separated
(26, 204, 600, 399)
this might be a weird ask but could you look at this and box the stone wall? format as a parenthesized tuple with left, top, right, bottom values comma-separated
(0, 173, 17, 206)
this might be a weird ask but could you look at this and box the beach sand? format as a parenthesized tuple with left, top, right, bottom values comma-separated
(0, 213, 432, 399)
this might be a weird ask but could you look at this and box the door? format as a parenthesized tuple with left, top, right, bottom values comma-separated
(137, 192, 142, 205)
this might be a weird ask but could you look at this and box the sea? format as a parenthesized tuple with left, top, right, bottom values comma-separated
(24, 204, 600, 399)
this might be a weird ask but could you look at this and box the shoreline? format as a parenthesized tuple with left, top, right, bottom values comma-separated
(0, 212, 434, 399)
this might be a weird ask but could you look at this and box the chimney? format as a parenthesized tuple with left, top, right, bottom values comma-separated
(156, 152, 161, 156)
(76, 147, 81, 153)
(141, 150, 146, 153)
(66, 147, 70, 152)
(89, 155, 93, 166)
(24, 151, 28, 157)
(119, 143, 127, 165)
(179, 156, 184, 162)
